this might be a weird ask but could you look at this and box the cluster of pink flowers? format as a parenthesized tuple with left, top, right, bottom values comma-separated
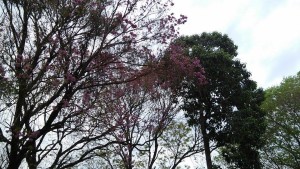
(166, 44, 206, 85)
(82, 91, 91, 105)
(72, 0, 84, 5)
(65, 73, 76, 83)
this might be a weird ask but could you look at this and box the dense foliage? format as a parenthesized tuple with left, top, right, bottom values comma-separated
(261, 72, 300, 169)
(175, 32, 266, 169)
(0, 0, 279, 168)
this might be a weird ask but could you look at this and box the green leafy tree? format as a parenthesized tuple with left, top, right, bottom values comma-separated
(261, 72, 300, 169)
(175, 32, 266, 169)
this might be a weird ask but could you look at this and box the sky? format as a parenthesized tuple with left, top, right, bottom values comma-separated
(172, 0, 300, 88)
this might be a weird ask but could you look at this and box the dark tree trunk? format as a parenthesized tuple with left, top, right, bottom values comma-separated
(201, 118, 212, 169)
(8, 153, 23, 169)
(26, 141, 38, 169)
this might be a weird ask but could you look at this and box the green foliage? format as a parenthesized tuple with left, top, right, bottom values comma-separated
(176, 32, 266, 169)
(261, 72, 300, 169)
(220, 88, 266, 169)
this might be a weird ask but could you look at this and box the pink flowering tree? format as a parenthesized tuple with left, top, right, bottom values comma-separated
(0, 0, 204, 168)
(89, 72, 204, 169)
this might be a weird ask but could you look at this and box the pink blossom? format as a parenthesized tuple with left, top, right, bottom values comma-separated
(58, 49, 68, 56)
(129, 32, 137, 37)
(65, 73, 76, 83)
(23, 63, 32, 71)
(115, 89, 125, 98)
(51, 78, 60, 87)
(73, 0, 84, 5)
(28, 130, 40, 139)
(82, 92, 91, 105)
(62, 99, 69, 108)
(131, 24, 137, 29)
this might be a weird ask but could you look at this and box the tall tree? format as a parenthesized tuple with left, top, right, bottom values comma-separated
(261, 72, 300, 169)
(0, 0, 203, 168)
(175, 32, 266, 169)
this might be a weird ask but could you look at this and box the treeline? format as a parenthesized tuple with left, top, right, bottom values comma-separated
(0, 0, 299, 169)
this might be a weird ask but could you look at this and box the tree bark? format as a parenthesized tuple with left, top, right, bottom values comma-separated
(8, 154, 23, 169)
(26, 141, 38, 169)
(201, 118, 212, 169)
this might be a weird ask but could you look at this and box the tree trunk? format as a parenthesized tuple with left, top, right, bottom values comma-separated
(8, 133, 23, 169)
(201, 119, 212, 169)
(8, 154, 23, 169)
(26, 141, 38, 169)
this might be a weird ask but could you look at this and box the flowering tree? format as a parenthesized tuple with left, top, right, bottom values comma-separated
(0, 0, 205, 168)
(90, 75, 204, 169)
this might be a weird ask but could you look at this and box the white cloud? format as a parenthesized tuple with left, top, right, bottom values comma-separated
(172, 0, 300, 88)
(235, 0, 300, 87)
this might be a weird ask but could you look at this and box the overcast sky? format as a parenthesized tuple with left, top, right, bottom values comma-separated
(172, 0, 300, 88)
